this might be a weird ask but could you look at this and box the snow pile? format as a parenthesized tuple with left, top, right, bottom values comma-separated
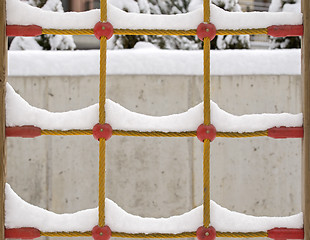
(5, 83, 302, 132)
(8, 49, 301, 76)
(5, 184, 303, 233)
(9, 0, 76, 51)
(7, 0, 302, 30)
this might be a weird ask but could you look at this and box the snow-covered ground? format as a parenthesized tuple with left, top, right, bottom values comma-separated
(7, 0, 302, 30)
(8, 49, 301, 76)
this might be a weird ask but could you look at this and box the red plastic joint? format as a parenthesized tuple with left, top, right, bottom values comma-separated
(197, 23, 217, 41)
(6, 126, 42, 138)
(267, 25, 303, 37)
(5, 228, 41, 239)
(196, 226, 216, 240)
(268, 228, 304, 240)
(267, 127, 303, 139)
(94, 22, 114, 40)
(6, 25, 42, 37)
(93, 123, 113, 141)
(197, 124, 217, 142)
(92, 225, 112, 240)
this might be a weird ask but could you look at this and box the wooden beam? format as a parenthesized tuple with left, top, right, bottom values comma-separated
(0, 0, 7, 239)
(302, 1, 310, 240)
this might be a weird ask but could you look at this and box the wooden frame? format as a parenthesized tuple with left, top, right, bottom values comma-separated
(0, 0, 7, 239)
(302, 1, 310, 240)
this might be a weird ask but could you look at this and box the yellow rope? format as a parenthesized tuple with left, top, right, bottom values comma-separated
(40, 129, 268, 138)
(217, 131, 268, 138)
(42, 29, 93, 35)
(203, 0, 210, 23)
(203, 140, 210, 227)
(112, 232, 196, 238)
(203, 38, 211, 126)
(217, 29, 267, 35)
(40, 231, 268, 238)
(98, 0, 108, 223)
(98, 138, 106, 227)
(41, 130, 93, 135)
(114, 29, 196, 36)
(101, 0, 107, 22)
(41, 231, 92, 237)
(216, 232, 268, 238)
(99, 38, 107, 124)
(41, 28, 268, 36)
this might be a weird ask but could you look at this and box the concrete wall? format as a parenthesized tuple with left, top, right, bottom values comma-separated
(6, 74, 302, 237)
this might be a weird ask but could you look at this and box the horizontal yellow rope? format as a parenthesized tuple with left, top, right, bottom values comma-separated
(113, 130, 196, 137)
(41, 129, 268, 138)
(42, 29, 93, 35)
(40, 231, 268, 238)
(41, 129, 92, 136)
(41, 231, 92, 237)
(217, 232, 268, 238)
(41, 28, 268, 36)
(217, 28, 267, 35)
(217, 131, 268, 138)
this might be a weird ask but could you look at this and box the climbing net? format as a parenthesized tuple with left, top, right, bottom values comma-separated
(4, 0, 305, 239)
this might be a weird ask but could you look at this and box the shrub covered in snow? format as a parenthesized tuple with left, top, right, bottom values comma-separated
(10, 0, 76, 50)
(268, 0, 301, 49)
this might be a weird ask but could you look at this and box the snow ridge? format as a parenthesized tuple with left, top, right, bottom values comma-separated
(7, 0, 302, 30)
(5, 184, 303, 233)
(6, 83, 302, 132)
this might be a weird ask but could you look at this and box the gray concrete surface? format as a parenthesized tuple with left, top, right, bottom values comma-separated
(5, 74, 302, 238)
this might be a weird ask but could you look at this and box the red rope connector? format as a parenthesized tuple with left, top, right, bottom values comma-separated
(197, 124, 217, 142)
(196, 226, 216, 240)
(197, 23, 217, 41)
(94, 22, 114, 40)
(5, 228, 41, 239)
(267, 126, 303, 139)
(6, 126, 42, 138)
(6, 25, 42, 37)
(268, 228, 304, 240)
(92, 225, 111, 240)
(267, 25, 303, 37)
(93, 123, 113, 141)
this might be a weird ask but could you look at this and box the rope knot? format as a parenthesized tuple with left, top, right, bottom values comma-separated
(93, 123, 113, 141)
(197, 23, 216, 41)
(92, 226, 111, 240)
(197, 226, 216, 240)
(197, 124, 216, 142)
(94, 22, 114, 40)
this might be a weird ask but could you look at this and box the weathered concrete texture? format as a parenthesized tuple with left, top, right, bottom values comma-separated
(6, 74, 302, 234)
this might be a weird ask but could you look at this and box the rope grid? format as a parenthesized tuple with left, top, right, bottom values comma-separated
(5, 0, 304, 238)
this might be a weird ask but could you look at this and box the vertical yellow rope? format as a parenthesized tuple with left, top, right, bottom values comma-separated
(203, 0, 210, 23)
(100, 0, 107, 22)
(98, 0, 108, 228)
(203, 0, 211, 227)
(203, 38, 211, 126)
(99, 38, 107, 123)
(203, 140, 210, 227)
(203, 38, 211, 228)
(98, 138, 106, 227)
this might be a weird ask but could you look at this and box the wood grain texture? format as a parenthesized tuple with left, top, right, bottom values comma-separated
(0, 0, 7, 239)
(302, 1, 309, 240)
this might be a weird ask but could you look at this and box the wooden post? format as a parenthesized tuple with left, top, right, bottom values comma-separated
(302, 1, 310, 240)
(0, 0, 7, 239)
